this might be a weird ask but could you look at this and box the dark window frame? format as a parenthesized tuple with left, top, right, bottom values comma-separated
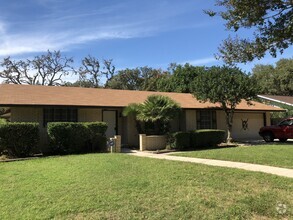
(43, 108, 78, 127)
(196, 110, 217, 129)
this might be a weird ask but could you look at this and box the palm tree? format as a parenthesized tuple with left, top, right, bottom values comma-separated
(123, 95, 181, 134)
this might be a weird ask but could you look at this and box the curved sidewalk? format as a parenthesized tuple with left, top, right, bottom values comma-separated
(125, 150, 293, 178)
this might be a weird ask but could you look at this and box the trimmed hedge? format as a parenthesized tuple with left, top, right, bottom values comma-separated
(168, 132, 190, 150)
(191, 129, 225, 148)
(85, 122, 108, 137)
(0, 122, 40, 157)
(168, 129, 225, 150)
(47, 122, 108, 155)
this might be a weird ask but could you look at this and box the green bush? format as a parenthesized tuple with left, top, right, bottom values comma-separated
(85, 122, 108, 137)
(0, 118, 7, 124)
(168, 132, 190, 150)
(47, 122, 89, 154)
(91, 134, 108, 152)
(0, 123, 39, 157)
(47, 122, 108, 155)
(191, 129, 225, 148)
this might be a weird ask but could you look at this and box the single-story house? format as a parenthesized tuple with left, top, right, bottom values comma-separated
(0, 84, 283, 151)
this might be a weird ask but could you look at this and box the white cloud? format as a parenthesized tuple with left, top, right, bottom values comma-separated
(0, 1, 211, 57)
(0, 21, 154, 56)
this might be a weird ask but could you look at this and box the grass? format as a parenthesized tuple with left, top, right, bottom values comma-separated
(172, 144, 293, 169)
(0, 154, 292, 219)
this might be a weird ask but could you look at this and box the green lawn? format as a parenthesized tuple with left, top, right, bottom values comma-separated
(0, 154, 292, 219)
(173, 144, 293, 169)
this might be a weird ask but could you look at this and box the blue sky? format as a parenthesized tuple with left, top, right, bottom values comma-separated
(0, 0, 292, 74)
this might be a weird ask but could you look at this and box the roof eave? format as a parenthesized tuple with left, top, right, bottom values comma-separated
(257, 95, 293, 107)
(0, 103, 284, 111)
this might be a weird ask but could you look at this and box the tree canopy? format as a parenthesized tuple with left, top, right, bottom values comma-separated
(207, 0, 293, 64)
(105, 67, 165, 91)
(193, 66, 257, 142)
(155, 64, 206, 93)
(0, 51, 73, 86)
(0, 51, 115, 88)
(252, 58, 293, 96)
(75, 56, 115, 88)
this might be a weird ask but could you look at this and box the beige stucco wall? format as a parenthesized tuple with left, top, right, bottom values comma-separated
(78, 108, 102, 122)
(139, 134, 167, 151)
(265, 112, 271, 126)
(185, 110, 197, 131)
(216, 110, 226, 131)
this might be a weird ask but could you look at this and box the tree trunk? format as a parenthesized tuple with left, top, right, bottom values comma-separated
(226, 124, 233, 144)
(225, 110, 234, 144)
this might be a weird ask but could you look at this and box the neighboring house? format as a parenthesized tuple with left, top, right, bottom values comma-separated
(0, 84, 283, 151)
(257, 95, 293, 124)
(257, 95, 293, 107)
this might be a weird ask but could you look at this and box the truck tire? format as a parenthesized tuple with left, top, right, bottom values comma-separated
(263, 132, 274, 142)
(279, 138, 287, 142)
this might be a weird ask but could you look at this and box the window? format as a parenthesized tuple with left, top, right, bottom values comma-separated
(43, 108, 77, 126)
(196, 111, 217, 129)
(279, 119, 293, 126)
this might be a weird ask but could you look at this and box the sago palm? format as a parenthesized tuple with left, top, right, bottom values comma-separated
(123, 95, 181, 134)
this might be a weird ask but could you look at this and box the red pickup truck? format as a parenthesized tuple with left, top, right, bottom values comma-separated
(259, 117, 293, 142)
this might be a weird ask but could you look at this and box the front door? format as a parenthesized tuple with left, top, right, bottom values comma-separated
(103, 110, 117, 138)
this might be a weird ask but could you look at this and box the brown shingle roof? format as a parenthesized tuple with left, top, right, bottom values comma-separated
(0, 84, 283, 111)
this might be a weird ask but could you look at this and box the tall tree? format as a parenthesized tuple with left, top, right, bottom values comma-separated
(157, 63, 206, 93)
(106, 67, 164, 91)
(171, 64, 199, 93)
(103, 59, 116, 84)
(252, 58, 293, 96)
(251, 64, 277, 94)
(151, 72, 173, 92)
(0, 50, 73, 86)
(274, 58, 293, 96)
(206, 0, 293, 64)
(193, 66, 257, 143)
(76, 56, 115, 88)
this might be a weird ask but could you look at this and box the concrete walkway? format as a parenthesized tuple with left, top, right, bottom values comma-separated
(123, 150, 293, 178)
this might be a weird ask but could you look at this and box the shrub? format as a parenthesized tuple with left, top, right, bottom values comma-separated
(47, 122, 89, 154)
(0, 123, 39, 157)
(0, 118, 7, 124)
(168, 132, 190, 150)
(47, 122, 108, 155)
(91, 134, 108, 152)
(191, 129, 225, 148)
(85, 122, 108, 137)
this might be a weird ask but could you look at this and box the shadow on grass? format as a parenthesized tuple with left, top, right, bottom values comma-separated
(236, 139, 293, 146)
(173, 140, 292, 153)
(176, 144, 238, 152)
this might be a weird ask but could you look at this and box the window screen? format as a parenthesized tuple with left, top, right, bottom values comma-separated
(196, 111, 217, 129)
